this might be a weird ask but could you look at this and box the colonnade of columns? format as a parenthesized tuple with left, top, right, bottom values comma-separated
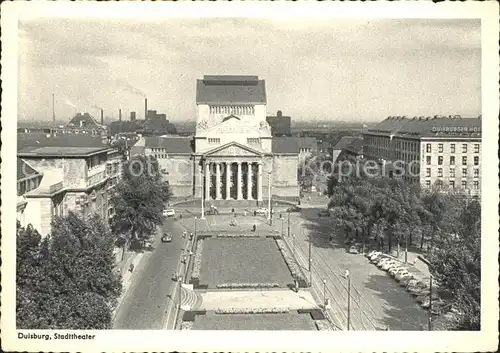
(203, 161, 262, 201)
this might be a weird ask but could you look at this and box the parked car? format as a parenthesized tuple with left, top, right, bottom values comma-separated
(376, 258, 392, 268)
(395, 272, 413, 282)
(163, 208, 175, 217)
(161, 232, 173, 243)
(381, 261, 398, 271)
(398, 274, 415, 286)
(287, 205, 301, 213)
(389, 267, 406, 277)
(318, 209, 330, 217)
(348, 245, 359, 254)
(255, 208, 273, 216)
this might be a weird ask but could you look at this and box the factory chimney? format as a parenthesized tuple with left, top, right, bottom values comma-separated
(119, 109, 122, 122)
(52, 93, 56, 123)
(145, 98, 148, 120)
(100, 109, 104, 125)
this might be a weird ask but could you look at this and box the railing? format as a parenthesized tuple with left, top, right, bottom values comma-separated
(86, 171, 107, 187)
(49, 181, 64, 194)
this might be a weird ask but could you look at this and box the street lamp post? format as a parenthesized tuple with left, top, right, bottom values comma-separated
(309, 258, 312, 286)
(345, 269, 351, 331)
(292, 234, 295, 257)
(268, 170, 272, 225)
(281, 216, 284, 237)
(200, 167, 205, 219)
(323, 279, 327, 307)
(287, 211, 291, 237)
(405, 232, 408, 263)
(428, 275, 433, 331)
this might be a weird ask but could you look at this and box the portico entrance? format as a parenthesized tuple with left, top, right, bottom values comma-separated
(203, 161, 263, 201)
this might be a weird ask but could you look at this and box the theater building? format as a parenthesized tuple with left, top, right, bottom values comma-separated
(134, 75, 300, 204)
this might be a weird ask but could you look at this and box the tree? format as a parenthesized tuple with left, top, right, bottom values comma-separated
(429, 200, 481, 330)
(16, 213, 122, 329)
(110, 154, 171, 253)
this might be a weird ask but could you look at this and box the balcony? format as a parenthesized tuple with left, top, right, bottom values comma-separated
(49, 181, 64, 194)
(86, 171, 107, 187)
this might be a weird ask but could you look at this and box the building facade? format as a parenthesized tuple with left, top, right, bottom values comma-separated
(135, 75, 300, 203)
(363, 116, 481, 196)
(17, 145, 122, 236)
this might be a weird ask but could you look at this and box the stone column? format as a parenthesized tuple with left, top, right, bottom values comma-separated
(237, 162, 243, 200)
(215, 162, 221, 200)
(257, 162, 263, 201)
(247, 162, 253, 200)
(225, 162, 231, 200)
(205, 162, 210, 200)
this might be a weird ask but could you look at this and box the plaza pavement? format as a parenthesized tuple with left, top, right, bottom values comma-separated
(199, 289, 318, 310)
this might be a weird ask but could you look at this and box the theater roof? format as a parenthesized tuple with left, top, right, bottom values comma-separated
(196, 75, 267, 104)
(144, 136, 194, 154)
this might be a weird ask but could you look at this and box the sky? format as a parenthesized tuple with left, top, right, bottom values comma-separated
(18, 18, 481, 122)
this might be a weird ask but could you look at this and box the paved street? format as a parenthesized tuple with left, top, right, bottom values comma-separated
(113, 218, 190, 329)
(285, 205, 429, 330)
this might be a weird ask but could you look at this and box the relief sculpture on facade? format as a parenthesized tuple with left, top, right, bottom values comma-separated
(196, 120, 209, 131)
(259, 121, 271, 133)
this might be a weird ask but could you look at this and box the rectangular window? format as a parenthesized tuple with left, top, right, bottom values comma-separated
(450, 156, 455, 165)
(462, 156, 467, 165)
(438, 156, 443, 165)
(461, 180, 467, 189)
(247, 138, 260, 144)
(437, 168, 443, 177)
(462, 168, 467, 177)
(462, 144, 467, 153)
(425, 180, 431, 188)
(438, 143, 443, 153)
(450, 168, 455, 178)
(208, 138, 220, 144)
(473, 180, 479, 189)
(426, 143, 431, 153)
(474, 144, 480, 153)
(426, 156, 431, 165)
(426, 168, 431, 177)
(450, 180, 455, 189)
(450, 144, 455, 153)
(474, 156, 479, 165)
(474, 168, 479, 178)
(436, 180, 443, 188)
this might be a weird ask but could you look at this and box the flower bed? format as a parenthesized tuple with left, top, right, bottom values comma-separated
(180, 321, 193, 330)
(275, 239, 306, 281)
(314, 320, 333, 331)
(215, 308, 290, 314)
(216, 233, 260, 238)
(216, 282, 280, 289)
(191, 239, 204, 280)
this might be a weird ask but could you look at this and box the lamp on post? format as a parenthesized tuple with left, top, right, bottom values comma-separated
(200, 166, 205, 219)
(428, 275, 433, 331)
(268, 170, 272, 225)
(280, 214, 284, 237)
(309, 258, 312, 286)
(345, 269, 351, 331)
(323, 279, 327, 307)
(287, 211, 291, 237)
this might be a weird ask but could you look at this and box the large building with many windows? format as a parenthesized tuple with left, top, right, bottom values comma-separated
(363, 116, 481, 196)
(17, 138, 122, 236)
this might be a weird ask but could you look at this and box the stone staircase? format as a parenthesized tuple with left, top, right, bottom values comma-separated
(180, 284, 203, 311)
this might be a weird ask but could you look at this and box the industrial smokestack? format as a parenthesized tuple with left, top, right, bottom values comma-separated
(100, 109, 104, 125)
(119, 109, 122, 122)
(145, 98, 148, 120)
(52, 93, 55, 123)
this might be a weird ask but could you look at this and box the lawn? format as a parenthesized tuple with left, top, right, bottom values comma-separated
(198, 238, 294, 287)
(191, 312, 317, 330)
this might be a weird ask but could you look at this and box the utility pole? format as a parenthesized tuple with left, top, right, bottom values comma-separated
(308, 239, 312, 271)
(405, 232, 408, 263)
(345, 269, 351, 331)
(52, 93, 56, 123)
(281, 216, 284, 237)
(428, 275, 433, 331)
(200, 166, 205, 219)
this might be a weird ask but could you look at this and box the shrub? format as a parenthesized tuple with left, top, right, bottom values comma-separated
(216, 283, 281, 289)
(191, 239, 204, 280)
(215, 308, 290, 314)
(180, 321, 193, 330)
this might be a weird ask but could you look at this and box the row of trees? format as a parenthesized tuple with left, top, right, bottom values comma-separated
(325, 158, 480, 330)
(16, 155, 172, 329)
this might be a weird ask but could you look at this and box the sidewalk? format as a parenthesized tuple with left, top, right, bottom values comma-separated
(112, 250, 145, 319)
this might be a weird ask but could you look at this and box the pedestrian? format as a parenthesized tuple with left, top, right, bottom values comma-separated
(129, 263, 135, 273)
(294, 279, 299, 293)
(182, 231, 186, 239)
(190, 232, 193, 239)
(183, 255, 187, 263)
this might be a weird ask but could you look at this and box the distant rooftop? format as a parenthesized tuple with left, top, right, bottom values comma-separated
(144, 136, 193, 154)
(18, 146, 111, 157)
(196, 75, 266, 104)
(67, 112, 102, 128)
(18, 132, 107, 150)
(367, 116, 482, 138)
(272, 137, 299, 154)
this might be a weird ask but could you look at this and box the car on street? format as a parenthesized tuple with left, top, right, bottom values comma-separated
(163, 208, 175, 217)
(318, 209, 330, 217)
(348, 245, 359, 254)
(161, 232, 173, 243)
(286, 205, 301, 213)
(376, 258, 392, 268)
(396, 272, 413, 282)
(381, 260, 398, 271)
(255, 207, 274, 216)
(389, 267, 407, 277)
(398, 274, 415, 286)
